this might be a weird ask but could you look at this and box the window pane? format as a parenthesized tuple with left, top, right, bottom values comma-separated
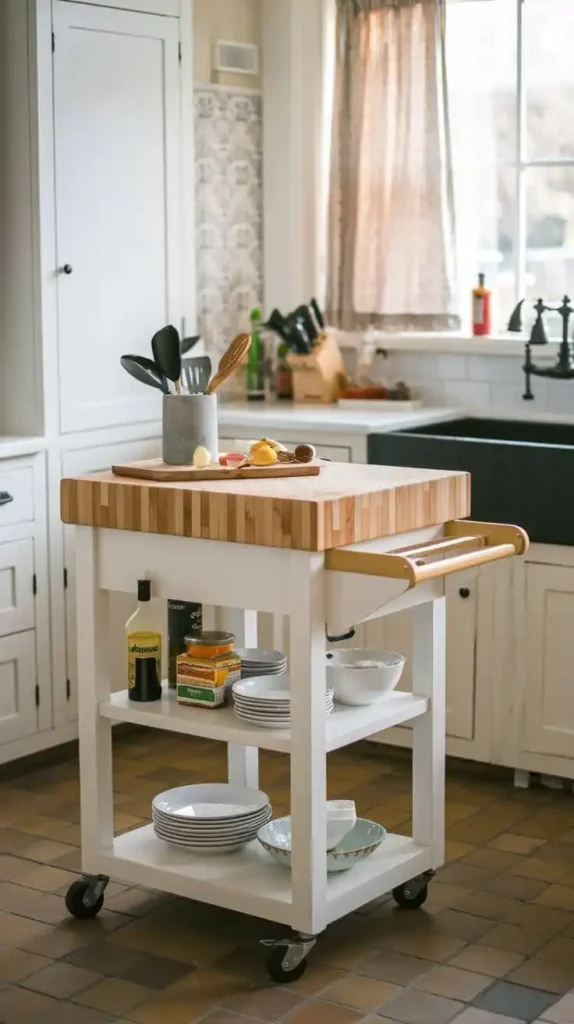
(446, 0, 518, 329)
(447, 0, 517, 163)
(525, 166, 574, 306)
(524, 0, 574, 160)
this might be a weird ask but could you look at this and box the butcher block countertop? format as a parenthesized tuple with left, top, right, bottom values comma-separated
(61, 463, 470, 552)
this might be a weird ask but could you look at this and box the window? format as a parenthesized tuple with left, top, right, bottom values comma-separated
(446, 0, 574, 334)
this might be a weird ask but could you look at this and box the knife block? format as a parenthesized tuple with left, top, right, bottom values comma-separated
(287, 331, 347, 403)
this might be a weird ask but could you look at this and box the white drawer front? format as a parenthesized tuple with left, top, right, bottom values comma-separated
(0, 466, 34, 527)
(0, 539, 35, 637)
(0, 630, 37, 744)
(313, 445, 351, 462)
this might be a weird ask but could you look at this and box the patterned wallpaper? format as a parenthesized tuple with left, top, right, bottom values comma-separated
(194, 87, 263, 358)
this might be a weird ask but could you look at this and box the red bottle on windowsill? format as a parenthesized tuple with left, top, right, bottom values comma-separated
(472, 273, 492, 336)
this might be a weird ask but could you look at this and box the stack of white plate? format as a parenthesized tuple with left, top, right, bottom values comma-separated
(232, 675, 334, 729)
(236, 648, 287, 678)
(152, 783, 271, 853)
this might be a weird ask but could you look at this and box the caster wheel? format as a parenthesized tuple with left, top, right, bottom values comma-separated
(393, 881, 428, 910)
(65, 879, 104, 920)
(267, 947, 307, 983)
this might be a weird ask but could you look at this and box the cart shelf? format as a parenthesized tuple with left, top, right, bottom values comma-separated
(92, 825, 430, 929)
(100, 687, 429, 754)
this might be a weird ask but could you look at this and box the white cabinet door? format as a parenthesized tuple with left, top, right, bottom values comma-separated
(53, 2, 181, 432)
(0, 631, 37, 744)
(364, 569, 478, 744)
(62, 438, 161, 720)
(64, 0, 179, 14)
(522, 563, 574, 759)
(0, 539, 35, 638)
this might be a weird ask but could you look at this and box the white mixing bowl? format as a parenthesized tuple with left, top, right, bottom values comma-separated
(326, 648, 406, 706)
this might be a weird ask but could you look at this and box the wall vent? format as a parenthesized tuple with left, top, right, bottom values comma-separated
(214, 41, 259, 76)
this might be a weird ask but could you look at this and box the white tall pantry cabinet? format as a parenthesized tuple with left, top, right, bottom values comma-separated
(0, 0, 193, 763)
(53, 2, 183, 433)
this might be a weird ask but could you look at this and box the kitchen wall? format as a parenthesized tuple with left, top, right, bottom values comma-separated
(193, 0, 262, 359)
(194, 0, 262, 89)
(377, 350, 574, 416)
(194, 86, 262, 358)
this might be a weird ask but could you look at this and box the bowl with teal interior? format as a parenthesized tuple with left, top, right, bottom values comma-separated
(257, 816, 386, 872)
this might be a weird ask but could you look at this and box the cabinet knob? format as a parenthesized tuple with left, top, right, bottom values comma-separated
(0, 491, 13, 507)
(60, 264, 73, 275)
(459, 586, 470, 599)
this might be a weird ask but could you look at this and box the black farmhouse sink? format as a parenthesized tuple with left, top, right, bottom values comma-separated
(368, 417, 574, 546)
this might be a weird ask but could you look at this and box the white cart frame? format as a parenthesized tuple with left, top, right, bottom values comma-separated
(73, 520, 526, 955)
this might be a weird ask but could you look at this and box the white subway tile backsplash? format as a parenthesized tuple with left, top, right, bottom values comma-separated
(351, 337, 574, 420)
(435, 355, 468, 379)
(490, 381, 534, 414)
(467, 356, 520, 384)
(546, 380, 574, 415)
(442, 380, 490, 409)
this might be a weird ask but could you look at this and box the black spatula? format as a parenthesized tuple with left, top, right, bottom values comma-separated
(151, 325, 182, 394)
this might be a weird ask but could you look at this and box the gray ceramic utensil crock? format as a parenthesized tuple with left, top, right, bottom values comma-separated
(162, 394, 219, 466)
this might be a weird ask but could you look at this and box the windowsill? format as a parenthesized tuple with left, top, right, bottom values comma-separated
(336, 330, 561, 360)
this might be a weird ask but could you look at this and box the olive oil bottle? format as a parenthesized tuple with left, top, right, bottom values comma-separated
(126, 580, 162, 702)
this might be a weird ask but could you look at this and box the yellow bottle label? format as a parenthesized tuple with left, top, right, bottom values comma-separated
(127, 630, 161, 691)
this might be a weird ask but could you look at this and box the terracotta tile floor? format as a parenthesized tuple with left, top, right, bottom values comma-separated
(0, 731, 574, 1023)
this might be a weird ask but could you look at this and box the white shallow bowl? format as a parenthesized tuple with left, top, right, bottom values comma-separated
(152, 783, 270, 820)
(153, 830, 254, 854)
(153, 824, 262, 842)
(233, 676, 292, 701)
(326, 649, 406, 706)
(234, 704, 334, 729)
(257, 816, 386, 872)
(233, 695, 333, 713)
(152, 807, 271, 834)
(237, 648, 287, 667)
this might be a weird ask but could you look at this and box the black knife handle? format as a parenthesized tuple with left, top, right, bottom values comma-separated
(310, 297, 325, 329)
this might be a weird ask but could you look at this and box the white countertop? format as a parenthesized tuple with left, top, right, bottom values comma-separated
(0, 436, 46, 459)
(218, 404, 461, 437)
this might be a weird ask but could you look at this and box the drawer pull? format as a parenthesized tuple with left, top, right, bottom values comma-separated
(326, 520, 529, 587)
(0, 492, 13, 507)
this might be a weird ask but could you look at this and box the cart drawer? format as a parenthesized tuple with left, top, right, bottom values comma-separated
(0, 465, 34, 527)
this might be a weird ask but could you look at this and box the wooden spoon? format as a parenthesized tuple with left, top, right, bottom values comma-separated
(205, 333, 251, 394)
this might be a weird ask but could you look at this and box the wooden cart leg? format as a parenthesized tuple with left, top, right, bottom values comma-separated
(412, 597, 446, 869)
(289, 553, 327, 937)
(76, 526, 114, 871)
(224, 608, 259, 789)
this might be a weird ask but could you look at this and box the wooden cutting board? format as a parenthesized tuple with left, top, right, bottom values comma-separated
(111, 459, 321, 482)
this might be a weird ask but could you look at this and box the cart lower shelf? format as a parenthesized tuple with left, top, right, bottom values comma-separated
(86, 825, 431, 928)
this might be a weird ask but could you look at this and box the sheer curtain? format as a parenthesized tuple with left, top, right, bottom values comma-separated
(326, 0, 459, 332)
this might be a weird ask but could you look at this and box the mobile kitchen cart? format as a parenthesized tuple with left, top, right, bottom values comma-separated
(60, 462, 527, 981)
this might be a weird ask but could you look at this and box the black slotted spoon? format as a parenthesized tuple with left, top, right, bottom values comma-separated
(121, 354, 169, 393)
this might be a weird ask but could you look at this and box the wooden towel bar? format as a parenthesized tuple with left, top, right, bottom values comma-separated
(325, 520, 529, 587)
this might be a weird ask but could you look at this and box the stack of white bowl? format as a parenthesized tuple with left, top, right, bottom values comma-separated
(236, 648, 287, 678)
(232, 675, 334, 729)
(152, 783, 271, 853)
